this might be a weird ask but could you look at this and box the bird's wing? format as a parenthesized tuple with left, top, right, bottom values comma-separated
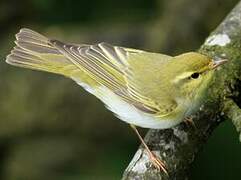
(50, 40, 177, 116)
(6, 28, 177, 117)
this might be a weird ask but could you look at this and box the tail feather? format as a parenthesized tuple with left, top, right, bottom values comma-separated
(6, 28, 72, 75)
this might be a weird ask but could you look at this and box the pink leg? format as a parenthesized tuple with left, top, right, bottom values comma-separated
(130, 124, 168, 175)
(184, 117, 196, 129)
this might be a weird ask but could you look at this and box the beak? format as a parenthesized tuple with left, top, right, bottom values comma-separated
(211, 59, 228, 69)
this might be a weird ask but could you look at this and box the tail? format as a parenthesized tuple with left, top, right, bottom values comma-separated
(6, 28, 73, 75)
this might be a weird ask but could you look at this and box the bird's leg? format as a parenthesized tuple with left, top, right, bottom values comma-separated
(184, 116, 196, 129)
(130, 124, 168, 174)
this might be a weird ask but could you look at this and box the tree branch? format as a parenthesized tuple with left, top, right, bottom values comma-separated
(223, 99, 241, 141)
(122, 1, 241, 179)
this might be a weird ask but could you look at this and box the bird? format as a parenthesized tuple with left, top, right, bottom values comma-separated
(5, 28, 227, 173)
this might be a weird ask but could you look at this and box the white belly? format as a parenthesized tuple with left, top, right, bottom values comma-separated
(73, 78, 182, 129)
(98, 87, 182, 129)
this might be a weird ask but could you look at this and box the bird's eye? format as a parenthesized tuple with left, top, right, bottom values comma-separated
(190, 73, 200, 79)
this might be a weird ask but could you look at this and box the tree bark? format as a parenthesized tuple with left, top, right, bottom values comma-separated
(122, 1, 241, 179)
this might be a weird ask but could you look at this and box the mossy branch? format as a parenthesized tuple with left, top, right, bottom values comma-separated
(223, 99, 241, 141)
(122, 1, 241, 179)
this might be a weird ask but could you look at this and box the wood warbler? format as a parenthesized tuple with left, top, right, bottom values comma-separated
(5, 28, 227, 173)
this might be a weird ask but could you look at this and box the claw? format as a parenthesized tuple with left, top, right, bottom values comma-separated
(184, 117, 196, 129)
(130, 125, 169, 175)
(148, 150, 168, 175)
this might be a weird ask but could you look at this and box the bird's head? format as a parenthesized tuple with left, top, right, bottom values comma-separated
(168, 52, 227, 102)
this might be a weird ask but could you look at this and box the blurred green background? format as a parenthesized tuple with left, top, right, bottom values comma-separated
(0, 0, 241, 179)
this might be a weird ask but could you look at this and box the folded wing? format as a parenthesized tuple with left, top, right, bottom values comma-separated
(6, 28, 177, 118)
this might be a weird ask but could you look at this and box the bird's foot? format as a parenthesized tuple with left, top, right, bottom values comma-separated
(147, 150, 168, 175)
(184, 116, 196, 129)
(130, 124, 168, 175)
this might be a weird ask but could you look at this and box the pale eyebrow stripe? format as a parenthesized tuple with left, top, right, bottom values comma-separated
(172, 72, 193, 83)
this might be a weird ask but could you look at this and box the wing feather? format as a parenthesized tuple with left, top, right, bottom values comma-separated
(7, 28, 179, 119)
(49, 39, 176, 115)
